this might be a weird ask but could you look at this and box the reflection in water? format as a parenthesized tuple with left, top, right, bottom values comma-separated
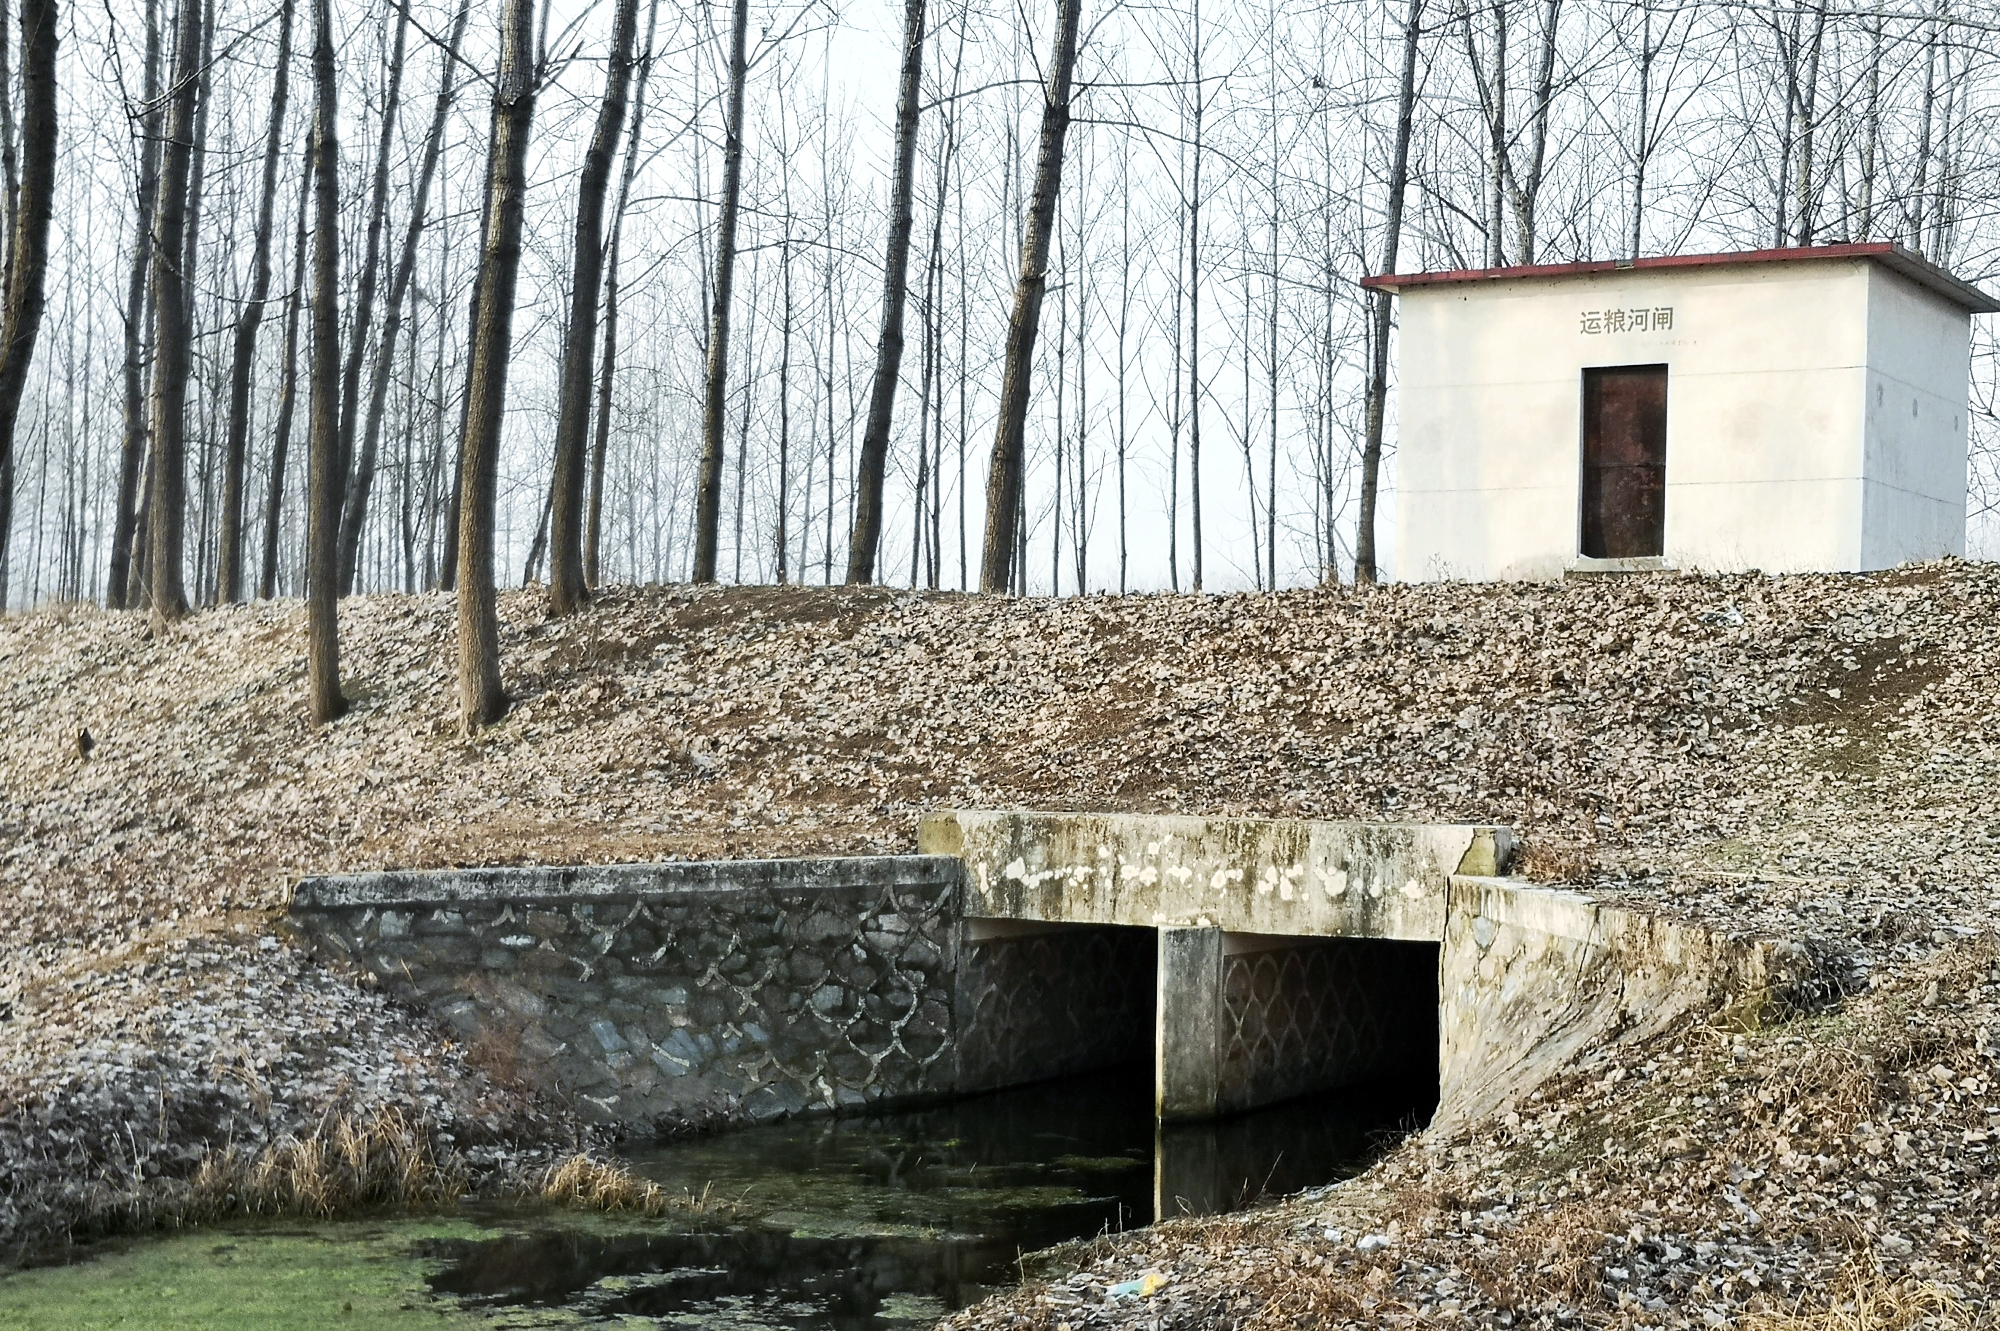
(427, 1068, 1434, 1329)
(1156, 1077, 1434, 1219)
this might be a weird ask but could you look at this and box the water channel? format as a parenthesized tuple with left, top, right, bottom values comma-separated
(0, 1069, 1432, 1329)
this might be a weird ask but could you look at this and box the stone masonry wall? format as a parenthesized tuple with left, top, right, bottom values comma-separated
(288, 858, 961, 1133)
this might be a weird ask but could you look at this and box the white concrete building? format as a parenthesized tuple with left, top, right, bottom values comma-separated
(1365, 244, 1997, 581)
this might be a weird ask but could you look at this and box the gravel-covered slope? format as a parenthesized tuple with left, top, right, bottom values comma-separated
(3, 564, 1999, 1293)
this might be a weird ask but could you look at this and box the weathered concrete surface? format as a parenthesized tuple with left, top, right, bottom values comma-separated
(921, 810, 1512, 942)
(290, 857, 962, 1131)
(1157, 928, 1224, 1121)
(1436, 875, 1829, 1126)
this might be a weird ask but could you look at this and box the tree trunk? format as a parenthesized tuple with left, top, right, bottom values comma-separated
(586, 237, 623, 589)
(259, 142, 311, 600)
(216, 0, 293, 604)
(145, 0, 203, 631)
(1185, 0, 1205, 591)
(440, 119, 500, 598)
(304, 0, 344, 720)
(844, 0, 927, 584)
(0, 0, 54, 610)
(1858, 19, 1880, 241)
(548, 0, 638, 613)
(331, 0, 411, 594)
(977, 0, 1081, 594)
(0, 0, 19, 296)
(456, 0, 538, 730)
(585, 0, 658, 590)
(1791, 0, 1827, 246)
(106, 0, 162, 609)
(1356, 0, 1421, 586)
(774, 232, 791, 584)
(180, 0, 211, 352)
(691, 0, 749, 584)
(339, 0, 468, 598)
(730, 248, 755, 580)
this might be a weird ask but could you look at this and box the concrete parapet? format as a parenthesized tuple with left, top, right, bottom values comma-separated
(292, 855, 951, 909)
(921, 809, 1512, 942)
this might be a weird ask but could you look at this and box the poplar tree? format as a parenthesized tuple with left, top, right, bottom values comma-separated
(979, 0, 1083, 594)
(305, 0, 343, 721)
(0, 0, 54, 611)
(144, 0, 203, 632)
(845, 0, 927, 584)
(215, 0, 292, 604)
(456, 0, 539, 729)
(691, 0, 749, 584)
(549, 0, 639, 614)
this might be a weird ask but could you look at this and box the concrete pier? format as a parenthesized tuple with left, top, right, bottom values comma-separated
(1156, 927, 1223, 1121)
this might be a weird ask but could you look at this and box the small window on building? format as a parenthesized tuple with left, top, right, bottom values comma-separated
(1581, 364, 1668, 559)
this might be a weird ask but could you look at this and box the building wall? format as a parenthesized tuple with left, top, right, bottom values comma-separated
(1861, 267, 1970, 567)
(1394, 259, 1968, 580)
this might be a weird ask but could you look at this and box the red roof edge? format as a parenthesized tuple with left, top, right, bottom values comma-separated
(1360, 243, 2000, 314)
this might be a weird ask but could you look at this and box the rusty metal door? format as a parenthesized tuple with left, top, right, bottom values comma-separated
(1581, 364, 1668, 559)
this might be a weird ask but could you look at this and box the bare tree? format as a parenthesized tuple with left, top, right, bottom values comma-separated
(1458, 0, 1562, 265)
(145, 0, 203, 631)
(584, 0, 657, 589)
(692, 0, 749, 583)
(215, 0, 292, 604)
(260, 142, 311, 601)
(340, 0, 469, 598)
(1356, 0, 1421, 585)
(549, 0, 639, 614)
(333, 0, 412, 594)
(844, 0, 926, 584)
(304, 0, 343, 721)
(456, 0, 539, 729)
(106, 0, 162, 610)
(979, 0, 1083, 594)
(0, 0, 55, 610)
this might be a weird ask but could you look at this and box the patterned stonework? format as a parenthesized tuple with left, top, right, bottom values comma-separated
(1218, 938, 1437, 1113)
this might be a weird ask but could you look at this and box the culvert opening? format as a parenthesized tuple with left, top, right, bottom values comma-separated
(1153, 932, 1441, 1217)
(1214, 933, 1440, 1121)
(956, 919, 1157, 1093)
(957, 921, 1439, 1217)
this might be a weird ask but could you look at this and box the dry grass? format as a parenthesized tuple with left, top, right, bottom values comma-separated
(180, 1105, 469, 1220)
(49, 1105, 474, 1250)
(1740, 1265, 1993, 1331)
(536, 1153, 735, 1219)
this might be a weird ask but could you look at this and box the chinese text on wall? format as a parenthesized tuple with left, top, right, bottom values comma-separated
(1580, 307, 1673, 334)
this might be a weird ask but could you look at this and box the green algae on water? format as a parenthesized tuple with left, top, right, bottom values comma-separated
(0, 1219, 510, 1331)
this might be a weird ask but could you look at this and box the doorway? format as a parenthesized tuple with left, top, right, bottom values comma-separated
(1581, 364, 1668, 558)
